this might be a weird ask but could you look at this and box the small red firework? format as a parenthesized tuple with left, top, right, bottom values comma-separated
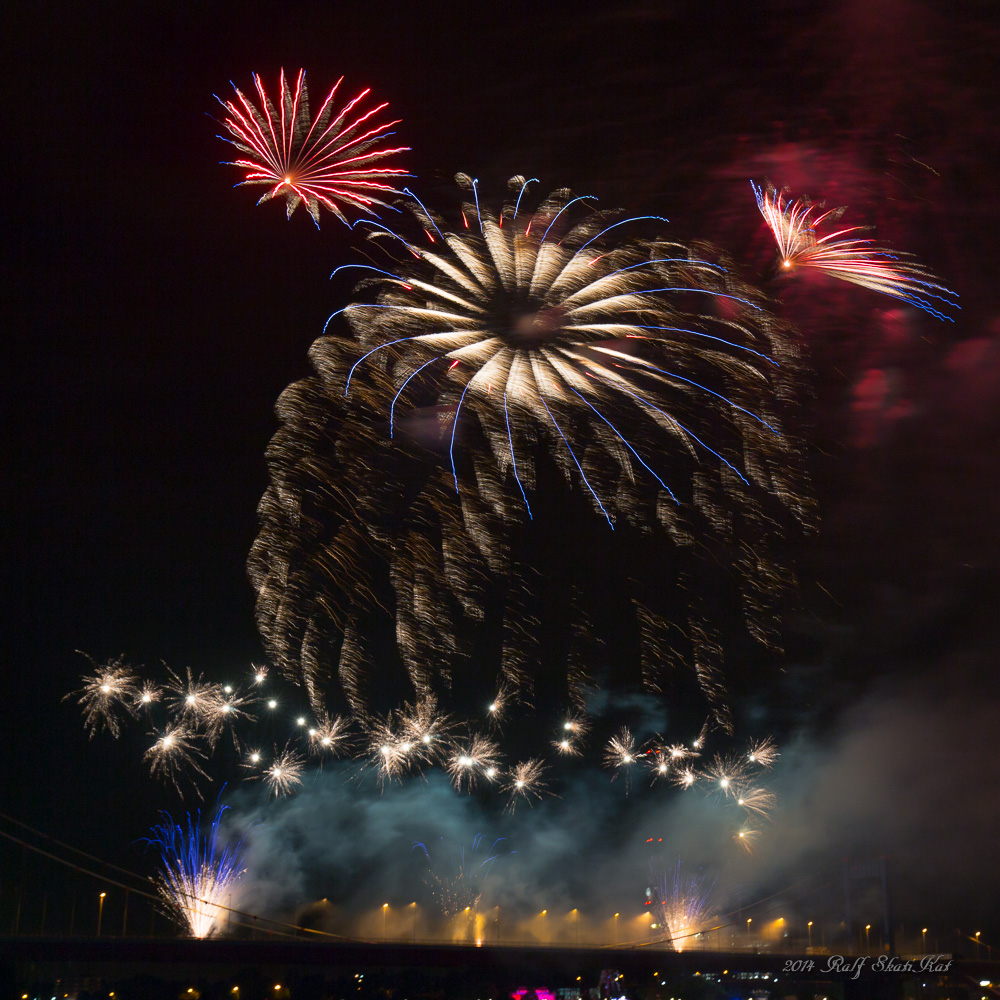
(218, 68, 410, 226)
(752, 181, 958, 321)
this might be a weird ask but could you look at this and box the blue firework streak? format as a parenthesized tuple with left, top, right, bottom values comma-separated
(339, 173, 804, 529)
(144, 797, 255, 937)
(412, 833, 514, 917)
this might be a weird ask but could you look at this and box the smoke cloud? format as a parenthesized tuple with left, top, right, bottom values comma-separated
(222, 669, 999, 947)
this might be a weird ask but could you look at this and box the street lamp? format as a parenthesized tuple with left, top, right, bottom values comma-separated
(382, 903, 388, 941)
(808, 921, 813, 950)
(976, 932, 981, 958)
(922, 927, 928, 953)
(865, 924, 871, 954)
(97, 893, 106, 937)
(746, 917, 752, 945)
(572, 908, 579, 946)
(613, 913, 619, 947)
(410, 902, 417, 943)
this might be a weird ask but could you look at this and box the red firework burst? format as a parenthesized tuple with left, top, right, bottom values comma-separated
(752, 181, 958, 321)
(218, 68, 410, 226)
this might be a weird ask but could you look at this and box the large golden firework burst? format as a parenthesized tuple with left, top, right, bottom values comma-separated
(250, 175, 811, 728)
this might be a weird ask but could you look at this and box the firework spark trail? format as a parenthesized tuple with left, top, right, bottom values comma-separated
(552, 734, 583, 757)
(752, 181, 959, 320)
(485, 686, 512, 726)
(136, 680, 162, 709)
(665, 742, 697, 762)
(736, 786, 776, 820)
(734, 825, 760, 853)
(746, 736, 779, 768)
(144, 800, 252, 938)
(65, 654, 140, 738)
(672, 766, 698, 789)
(217, 69, 410, 226)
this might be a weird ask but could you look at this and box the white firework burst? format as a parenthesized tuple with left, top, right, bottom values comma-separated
(603, 727, 640, 779)
(202, 690, 257, 749)
(363, 697, 457, 782)
(398, 695, 458, 763)
(263, 746, 306, 797)
(664, 742, 697, 763)
(341, 173, 794, 530)
(672, 766, 698, 790)
(736, 787, 776, 821)
(306, 713, 352, 757)
(734, 825, 760, 853)
(485, 681, 518, 727)
(367, 725, 419, 783)
(552, 734, 584, 757)
(143, 724, 209, 792)
(135, 679, 162, 709)
(746, 737, 779, 768)
(647, 749, 672, 781)
(502, 758, 549, 811)
(446, 734, 501, 793)
(704, 752, 751, 797)
(66, 655, 140, 738)
(165, 667, 226, 729)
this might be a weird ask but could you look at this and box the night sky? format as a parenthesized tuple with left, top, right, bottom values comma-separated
(4, 0, 1000, 945)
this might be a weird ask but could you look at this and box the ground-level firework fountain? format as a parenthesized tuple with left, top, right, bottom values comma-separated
(144, 799, 252, 938)
(649, 859, 716, 951)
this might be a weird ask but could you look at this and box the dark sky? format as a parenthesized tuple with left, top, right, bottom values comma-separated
(3, 0, 1000, 942)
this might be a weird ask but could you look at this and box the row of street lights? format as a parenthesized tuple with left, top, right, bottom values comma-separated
(376, 909, 987, 956)
(388, 908, 988, 958)
(86, 893, 992, 956)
